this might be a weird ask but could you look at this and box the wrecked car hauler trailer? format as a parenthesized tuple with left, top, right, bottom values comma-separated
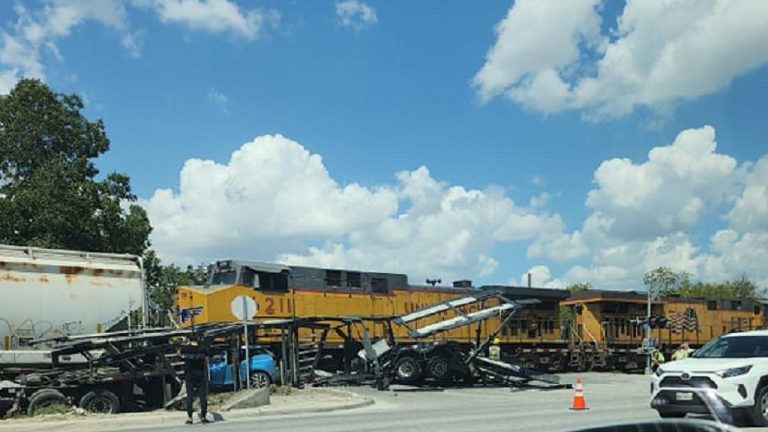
(0, 328, 188, 417)
(282, 293, 568, 390)
(0, 244, 147, 375)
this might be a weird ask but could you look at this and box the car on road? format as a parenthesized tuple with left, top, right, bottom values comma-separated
(651, 330, 768, 425)
(208, 346, 277, 390)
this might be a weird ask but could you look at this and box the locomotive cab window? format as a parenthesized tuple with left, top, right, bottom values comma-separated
(326, 270, 342, 287)
(371, 277, 389, 294)
(707, 300, 718, 311)
(347, 272, 362, 289)
(240, 267, 288, 292)
(258, 271, 288, 292)
(241, 267, 258, 287)
(210, 268, 236, 285)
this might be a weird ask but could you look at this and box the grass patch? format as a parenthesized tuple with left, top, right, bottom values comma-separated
(271, 385, 294, 396)
(30, 403, 71, 416)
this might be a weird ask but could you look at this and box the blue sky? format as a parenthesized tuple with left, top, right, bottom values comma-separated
(1, 0, 767, 290)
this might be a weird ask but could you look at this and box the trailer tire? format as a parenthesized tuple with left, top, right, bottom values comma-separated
(426, 356, 451, 382)
(27, 389, 67, 414)
(395, 356, 422, 384)
(79, 389, 121, 414)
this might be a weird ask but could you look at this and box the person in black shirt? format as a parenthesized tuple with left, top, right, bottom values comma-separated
(181, 333, 210, 424)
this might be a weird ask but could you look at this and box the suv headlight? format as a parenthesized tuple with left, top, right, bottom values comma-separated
(655, 367, 665, 377)
(716, 365, 753, 378)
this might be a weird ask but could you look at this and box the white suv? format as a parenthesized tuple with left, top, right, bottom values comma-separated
(651, 330, 768, 425)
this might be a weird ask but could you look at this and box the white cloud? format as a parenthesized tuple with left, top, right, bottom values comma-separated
(121, 30, 146, 58)
(0, 1, 130, 93)
(586, 126, 737, 239)
(726, 156, 768, 233)
(475, 0, 768, 118)
(525, 126, 741, 272)
(143, 127, 768, 290)
(528, 192, 549, 208)
(336, 0, 378, 31)
(703, 230, 768, 288)
(207, 88, 229, 113)
(145, 135, 565, 281)
(0, 0, 280, 94)
(545, 126, 767, 291)
(517, 265, 564, 288)
(527, 229, 588, 262)
(473, 0, 603, 104)
(506, 125, 768, 291)
(151, 0, 279, 40)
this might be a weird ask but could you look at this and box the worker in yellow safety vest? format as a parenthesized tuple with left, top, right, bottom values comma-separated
(671, 342, 694, 361)
(489, 337, 502, 361)
(651, 347, 665, 372)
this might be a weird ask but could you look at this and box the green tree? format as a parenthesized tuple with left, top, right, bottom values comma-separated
(643, 267, 691, 297)
(144, 250, 207, 317)
(0, 79, 150, 254)
(567, 282, 592, 293)
(722, 275, 758, 299)
(643, 267, 760, 300)
(560, 282, 593, 326)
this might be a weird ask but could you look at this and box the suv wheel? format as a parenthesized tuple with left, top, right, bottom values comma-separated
(750, 385, 768, 426)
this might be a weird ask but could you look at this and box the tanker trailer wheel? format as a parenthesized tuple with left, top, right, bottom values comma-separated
(394, 356, 422, 384)
(79, 389, 121, 414)
(27, 389, 68, 414)
(426, 355, 451, 382)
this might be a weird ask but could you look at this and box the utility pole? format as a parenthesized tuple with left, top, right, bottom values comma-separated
(646, 288, 652, 374)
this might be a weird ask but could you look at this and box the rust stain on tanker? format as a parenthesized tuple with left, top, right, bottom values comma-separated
(38, 275, 50, 283)
(1, 272, 26, 283)
(60, 266, 84, 285)
(59, 266, 85, 275)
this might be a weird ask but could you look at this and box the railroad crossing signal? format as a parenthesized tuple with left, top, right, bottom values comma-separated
(629, 316, 667, 328)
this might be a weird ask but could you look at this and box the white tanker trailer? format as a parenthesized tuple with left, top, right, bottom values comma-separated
(0, 244, 147, 369)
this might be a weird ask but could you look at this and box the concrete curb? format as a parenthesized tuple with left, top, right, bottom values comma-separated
(223, 395, 375, 419)
(0, 388, 374, 432)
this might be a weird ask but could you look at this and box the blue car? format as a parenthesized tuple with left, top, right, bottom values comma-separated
(208, 347, 277, 389)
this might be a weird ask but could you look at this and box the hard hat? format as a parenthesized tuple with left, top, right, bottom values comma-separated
(493, 337, 501, 345)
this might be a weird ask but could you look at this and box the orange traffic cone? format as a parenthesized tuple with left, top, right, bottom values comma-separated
(570, 377, 588, 410)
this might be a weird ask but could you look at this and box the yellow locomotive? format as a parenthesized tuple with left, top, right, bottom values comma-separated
(176, 260, 766, 372)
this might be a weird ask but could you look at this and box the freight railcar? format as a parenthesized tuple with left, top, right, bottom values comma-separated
(557, 290, 766, 371)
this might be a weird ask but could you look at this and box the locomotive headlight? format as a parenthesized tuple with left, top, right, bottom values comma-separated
(716, 365, 752, 378)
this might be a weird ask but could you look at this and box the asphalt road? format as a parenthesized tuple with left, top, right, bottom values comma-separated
(105, 373, 768, 432)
